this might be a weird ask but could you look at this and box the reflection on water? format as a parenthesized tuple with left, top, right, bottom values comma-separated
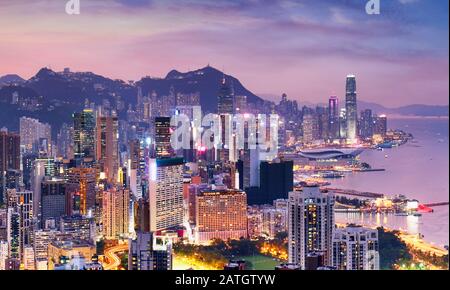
(336, 205, 449, 247)
(332, 118, 449, 247)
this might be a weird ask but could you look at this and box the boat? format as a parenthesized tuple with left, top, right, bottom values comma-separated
(412, 213, 422, 217)
(395, 212, 409, 216)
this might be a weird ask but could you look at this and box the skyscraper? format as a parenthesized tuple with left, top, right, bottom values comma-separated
(40, 178, 67, 227)
(148, 158, 184, 232)
(0, 131, 20, 204)
(96, 116, 119, 183)
(154, 117, 173, 158)
(288, 185, 335, 269)
(250, 160, 293, 205)
(102, 187, 130, 239)
(217, 77, 234, 115)
(328, 96, 340, 140)
(345, 75, 358, 143)
(359, 109, 373, 139)
(195, 189, 247, 244)
(66, 168, 97, 216)
(332, 225, 379, 270)
(373, 115, 388, 137)
(73, 109, 96, 160)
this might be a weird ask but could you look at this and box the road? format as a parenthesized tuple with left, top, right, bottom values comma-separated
(399, 233, 448, 257)
(103, 243, 129, 270)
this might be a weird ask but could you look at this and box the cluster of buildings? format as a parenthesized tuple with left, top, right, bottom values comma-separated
(0, 72, 380, 271)
(275, 75, 388, 148)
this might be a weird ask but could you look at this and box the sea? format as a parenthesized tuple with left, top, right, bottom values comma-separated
(333, 117, 449, 248)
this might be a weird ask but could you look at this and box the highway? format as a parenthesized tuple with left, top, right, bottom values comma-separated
(103, 243, 129, 270)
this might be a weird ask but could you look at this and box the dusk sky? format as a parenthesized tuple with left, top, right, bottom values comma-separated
(0, 0, 448, 107)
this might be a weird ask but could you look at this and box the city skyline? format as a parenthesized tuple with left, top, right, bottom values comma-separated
(0, 0, 448, 107)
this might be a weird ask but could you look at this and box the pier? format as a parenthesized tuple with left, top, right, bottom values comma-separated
(325, 188, 384, 199)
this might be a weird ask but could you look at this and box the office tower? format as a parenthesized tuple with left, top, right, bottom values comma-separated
(31, 158, 57, 220)
(339, 108, 347, 139)
(148, 158, 184, 231)
(0, 240, 7, 270)
(102, 187, 130, 239)
(332, 225, 379, 270)
(128, 232, 173, 270)
(288, 186, 335, 269)
(128, 139, 143, 199)
(255, 160, 293, 205)
(73, 109, 96, 160)
(40, 178, 67, 227)
(195, 190, 247, 244)
(217, 77, 234, 114)
(328, 96, 340, 140)
(19, 117, 52, 154)
(154, 117, 173, 158)
(345, 75, 358, 143)
(56, 123, 74, 159)
(23, 245, 35, 270)
(0, 131, 20, 204)
(234, 95, 247, 114)
(96, 116, 119, 183)
(66, 167, 97, 215)
(302, 113, 319, 144)
(60, 215, 94, 242)
(373, 115, 388, 137)
(359, 109, 373, 139)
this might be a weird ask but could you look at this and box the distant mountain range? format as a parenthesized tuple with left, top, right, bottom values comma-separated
(0, 66, 447, 132)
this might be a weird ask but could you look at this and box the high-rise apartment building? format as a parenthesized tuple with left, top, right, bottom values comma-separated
(19, 117, 52, 154)
(0, 131, 20, 204)
(66, 168, 97, 215)
(332, 225, 379, 270)
(96, 116, 119, 183)
(288, 185, 335, 269)
(102, 187, 130, 239)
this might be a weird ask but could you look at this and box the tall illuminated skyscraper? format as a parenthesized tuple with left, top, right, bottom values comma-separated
(66, 168, 97, 215)
(328, 96, 340, 140)
(345, 75, 357, 143)
(96, 116, 119, 183)
(217, 77, 234, 115)
(148, 158, 184, 232)
(73, 109, 96, 160)
(154, 117, 173, 158)
(288, 185, 335, 269)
